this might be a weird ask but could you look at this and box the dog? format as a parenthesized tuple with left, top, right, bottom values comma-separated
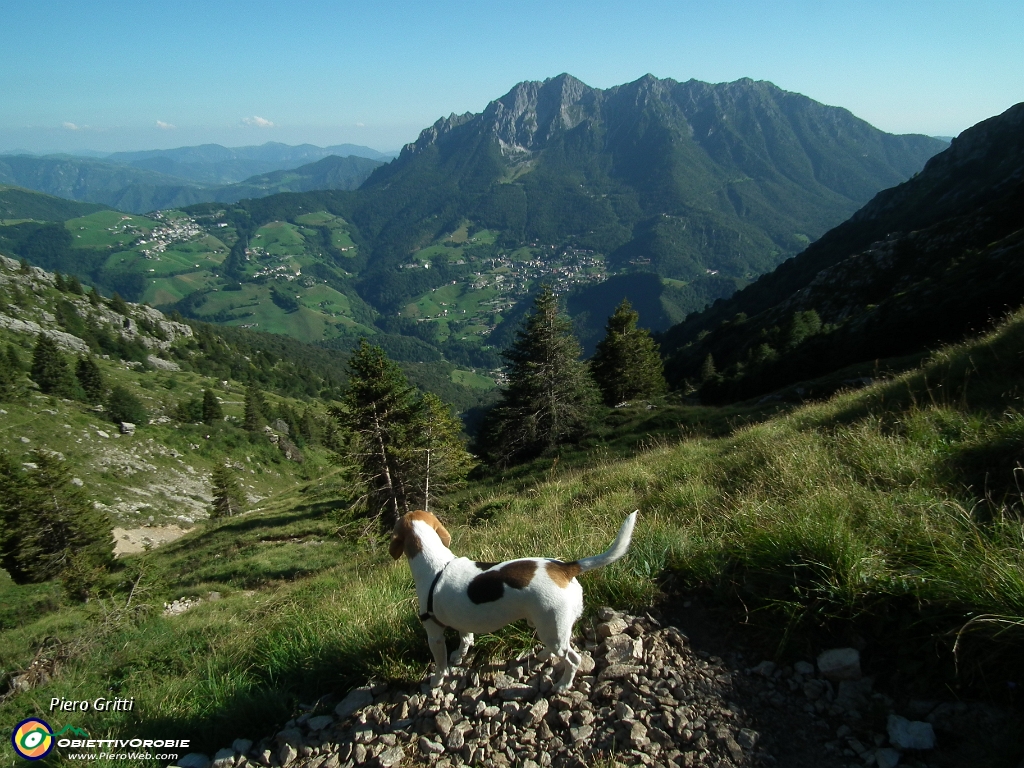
(389, 509, 638, 691)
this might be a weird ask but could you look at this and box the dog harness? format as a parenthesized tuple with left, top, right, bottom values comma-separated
(419, 560, 453, 629)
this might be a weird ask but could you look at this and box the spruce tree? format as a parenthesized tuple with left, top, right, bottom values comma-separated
(67, 275, 84, 295)
(30, 334, 74, 397)
(202, 388, 223, 424)
(75, 356, 105, 404)
(54, 272, 67, 291)
(335, 340, 421, 526)
(0, 451, 113, 588)
(590, 299, 667, 406)
(210, 464, 244, 518)
(109, 292, 129, 316)
(88, 286, 101, 307)
(480, 286, 600, 466)
(243, 382, 266, 431)
(107, 384, 147, 425)
(408, 393, 474, 513)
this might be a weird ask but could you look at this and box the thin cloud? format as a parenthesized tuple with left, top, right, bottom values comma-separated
(242, 115, 274, 128)
(62, 122, 80, 131)
(156, 120, 176, 130)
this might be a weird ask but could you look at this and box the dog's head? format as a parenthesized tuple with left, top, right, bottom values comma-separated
(389, 510, 452, 560)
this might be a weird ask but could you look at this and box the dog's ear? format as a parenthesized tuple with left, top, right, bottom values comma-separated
(433, 521, 452, 548)
(389, 518, 406, 560)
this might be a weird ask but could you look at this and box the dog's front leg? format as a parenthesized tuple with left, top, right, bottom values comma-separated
(450, 632, 474, 666)
(426, 622, 449, 687)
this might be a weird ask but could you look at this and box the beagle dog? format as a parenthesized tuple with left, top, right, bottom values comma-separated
(390, 509, 638, 691)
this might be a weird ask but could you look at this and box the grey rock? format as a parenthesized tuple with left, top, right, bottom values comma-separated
(794, 660, 816, 676)
(335, 688, 373, 721)
(434, 712, 454, 737)
(876, 747, 901, 768)
(887, 714, 936, 750)
(445, 728, 465, 751)
(597, 617, 629, 639)
(598, 663, 642, 681)
(525, 698, 549, 724)
(569, 724, 594, 742)
(175, 755, 212, 768)
(499, 684, 534, 701)
(306, 715, 334, 732)
(278, 743, 298, 766)
(736, 728, 759, 749)
(817, 648, 861, 681)
(232, 739, 253, 756)
(750, 660, 776, 677)
(419, 736, 445, 755)
(276, 729, 304, 746)
(211, 748, 236, 768)
(377, 746, 404, 767)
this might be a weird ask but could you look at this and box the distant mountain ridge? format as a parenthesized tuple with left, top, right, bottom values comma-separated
(105, 141, 394, 184)
(351, 74, 946, 315)
(657, 100, 1024, 402)
(0, 150, 385, 213)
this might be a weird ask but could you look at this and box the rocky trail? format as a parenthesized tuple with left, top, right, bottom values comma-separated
(167, 606, 1022, 768)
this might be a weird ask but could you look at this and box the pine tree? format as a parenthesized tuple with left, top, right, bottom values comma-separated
(202, 388, 223, 424)
(243, 382, 266, 431)
(88, 286, 101, 307)
(107, 384, 147, 425)
(67, 275, 84, 295)
(480, 286, 600, 466)
(408, 393, 474, 513)
(7, 343, 23, 372)
(0, 451, 113, 588)
(30, 334, 74, 397)
(700, 354, 717, 383)
(590, 299, 667, 406)
(334, 340, 421, 526)
(75, 356, 105, 404)
(54, 272, 67, 291)
(109, 292, 129, 316)
(210, 464, 244, 518)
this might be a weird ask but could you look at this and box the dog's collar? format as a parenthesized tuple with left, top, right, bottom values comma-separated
(419, 558, 453, 628)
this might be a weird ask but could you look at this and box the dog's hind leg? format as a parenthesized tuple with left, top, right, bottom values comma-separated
(450, 632, 474, 665)
(425, 622, 449, 688)
(537, 616, 582, 692)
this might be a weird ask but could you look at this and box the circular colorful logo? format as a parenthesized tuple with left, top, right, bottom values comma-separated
(11, 718, 54, 760)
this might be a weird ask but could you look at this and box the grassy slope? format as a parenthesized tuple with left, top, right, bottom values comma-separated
(4, 310, 1024, 764)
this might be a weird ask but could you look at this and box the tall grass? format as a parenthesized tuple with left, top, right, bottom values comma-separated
(3, 311, 1024, 764)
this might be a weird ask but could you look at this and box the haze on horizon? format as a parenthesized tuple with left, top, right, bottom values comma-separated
(2, 0, 1020, 156)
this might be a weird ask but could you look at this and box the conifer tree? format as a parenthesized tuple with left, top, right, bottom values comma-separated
(700, 354, 717, 383)
(243, 382, 266, 431)
(106, 384, 147, 425)
(0, 364, 14, 401)
(0, 451, 113, 588)
(409, 393, 475, 513)
(30, 334, 74, 397)
(88, 286, 101, 307)
(210, 464, 244, 518)
(202, 388, 223, 424)
(54, 271, 67, 291)
(332, 341, 472, 526)
(67, 274, 84, 295)
(480, 286, 600, 466)
(590, 299, 667, 406)
(75, 356, 105, 404)
(109, 292, 129, 316)
(335, 340, 420, 526)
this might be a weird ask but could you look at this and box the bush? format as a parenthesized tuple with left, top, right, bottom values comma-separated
(107, 385, 148, 425)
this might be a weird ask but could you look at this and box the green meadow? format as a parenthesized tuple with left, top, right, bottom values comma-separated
(4, 309, 1024, 765)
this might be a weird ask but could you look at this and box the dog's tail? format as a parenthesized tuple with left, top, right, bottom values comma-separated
(577, 511, 638, 573)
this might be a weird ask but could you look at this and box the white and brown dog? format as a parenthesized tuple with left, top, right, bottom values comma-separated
(389, 509, 638, 691)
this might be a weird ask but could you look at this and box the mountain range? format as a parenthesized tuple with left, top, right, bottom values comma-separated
(0, 143, 389, 213)
(349, 74, 945, 313)
(0, 74, 955, 374)
(657, 100, 1024, 402)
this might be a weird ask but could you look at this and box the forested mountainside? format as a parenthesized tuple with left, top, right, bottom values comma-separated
(656, 101, 1024, 403)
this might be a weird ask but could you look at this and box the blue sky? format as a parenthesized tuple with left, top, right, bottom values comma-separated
(2, 0, 1020, 154)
